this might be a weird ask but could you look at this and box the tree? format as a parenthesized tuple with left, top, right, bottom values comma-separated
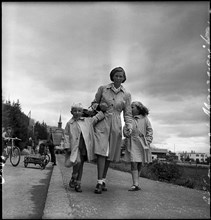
(34, 121, 48, 140)
(2, 99, 29, 149)
(2, 99, 49, 149)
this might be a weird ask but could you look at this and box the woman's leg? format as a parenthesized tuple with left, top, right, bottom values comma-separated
(95, 155, 106, 194)
(102, 159, 110, 179)
(101, 159, 110, 191)
(97, 154, 106, 180)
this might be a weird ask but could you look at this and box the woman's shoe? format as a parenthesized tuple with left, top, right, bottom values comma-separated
(128, 185, 141, 191)
(75, 184, 82, 192)
(94, 183, 102, 194)
(102, 182, 107, 191)
(69, 177, 77, 188)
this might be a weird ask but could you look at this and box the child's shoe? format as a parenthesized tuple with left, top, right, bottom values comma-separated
(75, 183, 82, 192)
(128, 185, 141, 191)
(69, 177, 77, 188)
(94, 183, 102, 194)
(102, 182, 107, 191)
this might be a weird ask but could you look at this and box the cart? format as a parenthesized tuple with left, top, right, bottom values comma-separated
(24, 142, 50, 170)
(24, 154, 49, 170)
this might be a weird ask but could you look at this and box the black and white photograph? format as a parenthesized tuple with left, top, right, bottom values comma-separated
(2, 1, 210, 219)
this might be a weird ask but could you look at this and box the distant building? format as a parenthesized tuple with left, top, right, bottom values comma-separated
(47, 114, 64, 146)
(150, 145, 168, 161)
(177, 151, 208, 163)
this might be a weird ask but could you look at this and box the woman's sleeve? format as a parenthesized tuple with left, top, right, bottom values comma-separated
(91, 86, 103, 110)
(123, 92, 133, 130)
(145, 117, 153, 145)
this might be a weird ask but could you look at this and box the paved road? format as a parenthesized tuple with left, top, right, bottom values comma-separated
(44, 154, 210, 219)
(2, 155, 53, 219)
(2, 154, 210, 219)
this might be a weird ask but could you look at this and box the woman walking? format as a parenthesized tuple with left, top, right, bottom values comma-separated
(91, 66, 132, 194)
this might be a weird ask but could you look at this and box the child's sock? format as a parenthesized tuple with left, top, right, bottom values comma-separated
(76, 180, 81, 185)
(97, 179, 103, 185)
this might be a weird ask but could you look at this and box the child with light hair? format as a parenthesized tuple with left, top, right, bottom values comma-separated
(64, 102, 106, 192)
(123, 101, 153, 191)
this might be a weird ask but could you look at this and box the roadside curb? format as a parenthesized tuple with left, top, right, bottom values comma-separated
(42, 163, 73, 219)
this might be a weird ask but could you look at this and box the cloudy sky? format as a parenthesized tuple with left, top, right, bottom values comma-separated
(2, 2, 210, 154)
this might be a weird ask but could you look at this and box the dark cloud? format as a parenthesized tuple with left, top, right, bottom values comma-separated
(2, 2, 209, 153)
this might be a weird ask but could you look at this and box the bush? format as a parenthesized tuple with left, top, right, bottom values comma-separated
(140, 164, 158, 180)
(110, 161, 131, 173)
(109, 160, 207, 190)
(140, 160, 183, 182)
(174, 177, 195, 189)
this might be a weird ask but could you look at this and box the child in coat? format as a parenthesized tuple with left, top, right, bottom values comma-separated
(64, 103, 106, 192)
(123, 101, 153, 191)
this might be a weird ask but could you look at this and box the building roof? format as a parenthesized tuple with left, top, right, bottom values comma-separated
(177, 152, 208, 155)
(151, 148, 168, 153)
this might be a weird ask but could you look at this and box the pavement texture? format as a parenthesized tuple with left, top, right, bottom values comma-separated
(2, 155, 52, 219)
(42, 160, 73, 219)
(42, 154, 210, 219)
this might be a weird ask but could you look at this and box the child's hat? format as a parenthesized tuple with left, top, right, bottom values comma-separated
(71, 103, 84, 110)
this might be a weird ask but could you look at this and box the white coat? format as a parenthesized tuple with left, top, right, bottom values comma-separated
(123, 115, 153, 163)
(64, 112, 104, 167)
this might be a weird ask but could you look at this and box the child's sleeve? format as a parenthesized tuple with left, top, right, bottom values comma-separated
(123, 93, 133, 131)
(123, 124, 131, 138)
(64, 123, 70, 150)
(145, 117, 153, 145)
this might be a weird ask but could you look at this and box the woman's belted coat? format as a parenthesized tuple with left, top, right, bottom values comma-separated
(91, 83, 132, 162)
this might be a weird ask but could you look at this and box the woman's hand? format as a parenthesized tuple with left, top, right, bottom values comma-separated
(91, 103, 99, 111)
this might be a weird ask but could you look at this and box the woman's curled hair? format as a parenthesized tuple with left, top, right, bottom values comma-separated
(110, 67, 126, 83)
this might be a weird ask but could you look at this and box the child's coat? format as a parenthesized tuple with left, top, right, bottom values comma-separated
(123, 115, 153, 163)
(64, 112, 104, 167)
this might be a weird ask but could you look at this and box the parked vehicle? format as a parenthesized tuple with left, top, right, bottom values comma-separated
(24, 142, 50, 170)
